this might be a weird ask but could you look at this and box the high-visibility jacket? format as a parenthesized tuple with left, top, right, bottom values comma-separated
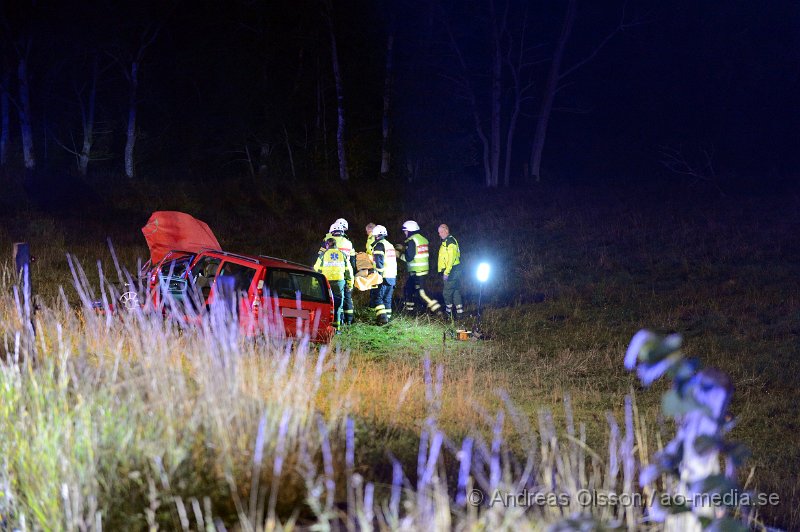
(366, 234, 375, 254)
(404, 232, 430, 275)
(318, 232, 355, 274)
(318, 232, 353, 259)
(371, 238, 397, 279)
(314, 247, 353, 285)
(437, 235, 461, 275)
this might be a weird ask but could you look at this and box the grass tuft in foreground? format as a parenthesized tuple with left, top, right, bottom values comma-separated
(0, 264, 666, 530)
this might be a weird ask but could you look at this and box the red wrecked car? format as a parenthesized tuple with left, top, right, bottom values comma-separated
(139, 210, 222, 308)
(123, 211, 335, 342)
(175, 249, 335, 342)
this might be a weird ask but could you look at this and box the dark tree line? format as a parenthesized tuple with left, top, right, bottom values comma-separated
(0, 0, 633, 187)
(1, 1, 796, 189)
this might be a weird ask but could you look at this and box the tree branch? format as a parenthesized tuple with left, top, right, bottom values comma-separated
(558, 1, 646, 81)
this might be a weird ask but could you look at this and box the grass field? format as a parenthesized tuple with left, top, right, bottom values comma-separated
(0, 174, 797, 529)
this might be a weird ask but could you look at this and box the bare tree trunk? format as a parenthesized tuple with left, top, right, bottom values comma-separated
(471, 106, 491, 187)
(124, 60, 138, 179)
(77, 56, 98, 176)
(529, 0, 576, 181)
(259, 143, 271, 178)
(283, 124, 295, 178)
(380, 30, 394, 177)
(503, 9, 534, 187)
(314, 57, 330, 179)
(116, 24, 162, 179)
(1, 68, 9, 167)
(503, 100, 521, 188)
(406, 157, 420, 183)
(17, 56, 35, 170)
(315, 59, 322, 155)
(488, 0, 504, 188)
(244, 144, 255, 178)
(325, 2, 348, 181)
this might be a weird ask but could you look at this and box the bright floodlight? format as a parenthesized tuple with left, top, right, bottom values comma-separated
(476, 262, 491, 283)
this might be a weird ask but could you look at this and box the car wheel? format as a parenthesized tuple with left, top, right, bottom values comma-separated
(119, 290, 139, 310)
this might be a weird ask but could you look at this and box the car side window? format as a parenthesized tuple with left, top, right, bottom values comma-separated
(267, 269, 329, 303)
(268, 270, 297, 299)
(218, 262, 257, 293)
(191, 257, 222, 298)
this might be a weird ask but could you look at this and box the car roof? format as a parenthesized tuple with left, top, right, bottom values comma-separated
(195, 248, 316, 273)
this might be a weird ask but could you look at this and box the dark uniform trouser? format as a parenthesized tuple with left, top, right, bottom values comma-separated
(330, 280, 345, 328)
(442, 264, 463, 317)
(342, 287, 354, 324)
(403, 273, 441, 313)
(375, 279, 395, 324)
(368, 285, 380, 311)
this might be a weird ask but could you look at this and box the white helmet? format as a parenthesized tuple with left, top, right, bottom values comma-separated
(372, 225, 388, 238)
(329, 221, 346, 233)
(334, 218, 349, 231)
(402, 220, 420, 232)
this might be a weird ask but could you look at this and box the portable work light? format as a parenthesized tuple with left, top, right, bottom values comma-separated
(475, 262, 491, 334)
(476, 262, 490, 283)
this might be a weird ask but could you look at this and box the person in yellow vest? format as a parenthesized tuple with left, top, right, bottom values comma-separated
(365, 222, 376, 253)
(314, 237, 353, 331)
(400, 220, 441, 313)
(370, 225, 397, 325)
(317, 220, 355, 325)
(437, 224, 463, 319)
(364, 222, 378, 311)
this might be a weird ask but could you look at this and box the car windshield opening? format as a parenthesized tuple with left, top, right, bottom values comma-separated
(160, 256, 193, 277)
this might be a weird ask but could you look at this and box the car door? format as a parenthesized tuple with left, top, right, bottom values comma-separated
(264, 268, 333, 340)
(211, 260, 259, 316)
(188, 255, 223, 305)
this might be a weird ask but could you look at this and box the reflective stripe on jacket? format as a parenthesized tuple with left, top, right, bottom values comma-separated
(404, 233, 429, 275)
(437, 235, 461, 275)
(318, 233, 353, 258)
(314, 248, 353, 282)
(371, 239, 397, 279)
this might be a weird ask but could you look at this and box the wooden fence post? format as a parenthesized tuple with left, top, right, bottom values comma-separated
(13, 242, 31, 277)
(13, 242, 35, 312)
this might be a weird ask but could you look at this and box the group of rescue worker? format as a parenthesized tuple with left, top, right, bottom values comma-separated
(313, 217, 463, 330)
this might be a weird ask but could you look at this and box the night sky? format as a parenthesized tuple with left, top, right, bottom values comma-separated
(1, 0, 798, 184)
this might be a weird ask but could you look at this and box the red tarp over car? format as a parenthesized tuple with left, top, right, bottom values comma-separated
(141, 211, 221, 264)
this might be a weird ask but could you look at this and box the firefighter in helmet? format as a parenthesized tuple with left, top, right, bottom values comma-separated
(317, 219, 355, 325)
(400, 220, 441, 313)
(369, 225, 397, 325)
(314, 237, 353, 331)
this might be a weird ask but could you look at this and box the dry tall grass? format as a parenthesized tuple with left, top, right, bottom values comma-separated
(0, 262, 664, 530)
